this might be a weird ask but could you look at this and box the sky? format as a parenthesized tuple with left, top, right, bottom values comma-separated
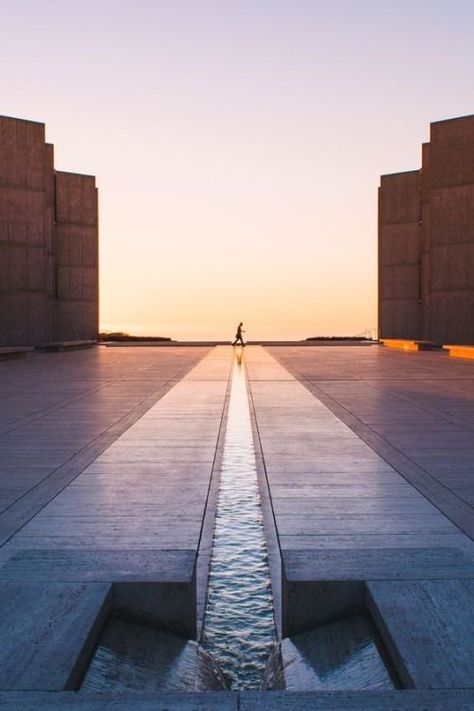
(1, 0, 474, 340)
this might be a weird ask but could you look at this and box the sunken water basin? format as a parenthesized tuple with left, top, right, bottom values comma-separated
(82, 618, 227, 692)
(81, 350, 397, 692)
(274, 613, 398, 690)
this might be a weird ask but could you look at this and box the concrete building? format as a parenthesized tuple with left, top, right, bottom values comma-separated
(0, 115, 98, 347)
(379, 114, 474, 344)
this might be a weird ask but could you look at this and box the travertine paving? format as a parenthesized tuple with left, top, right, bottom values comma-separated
(246, 345, 474, 693)
(247, 347, 472, 547)
(0, 344, 473, 707)
(0, 346, 231, 692)
(0, 345, 211, 547)
(268, 345, 474, 535)
(1, 347, 230, 556)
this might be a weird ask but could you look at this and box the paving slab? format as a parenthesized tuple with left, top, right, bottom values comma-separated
(0, 582, 111, 691)
(0, 549, 195, 583)
(0, 347, 233, 691)
(0, 347, 212, 545)
(268, 345, 474, 539)
(246, 346, 474, 689)
(368, 579, 474, 688)
(240, 690, 474, 709)
(284, 547, 474, 581)
(0, 692, 239, 710)
(1, 347, 231, 559)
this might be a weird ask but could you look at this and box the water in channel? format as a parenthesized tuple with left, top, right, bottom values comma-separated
(81, 348, 396, 693)
(201, 350, 277, 689)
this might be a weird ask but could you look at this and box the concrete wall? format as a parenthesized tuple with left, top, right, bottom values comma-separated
(379, 114, 474, 345)
(0, 115, 98, 346)
(378, 171, 422, 339)
(54, 172, 98, 341)
(420, 143, 432, 340)
(0, 117, 53, 346)
(428, 116, 474, 344)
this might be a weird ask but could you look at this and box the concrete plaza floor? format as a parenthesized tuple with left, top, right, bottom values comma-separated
(0, 344, 473, 709)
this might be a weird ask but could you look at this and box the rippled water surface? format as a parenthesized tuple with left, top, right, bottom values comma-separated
(202, 352, 277, 689)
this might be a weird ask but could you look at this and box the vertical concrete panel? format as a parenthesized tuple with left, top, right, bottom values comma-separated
(466, 293, 474, 340)
(380, 115, 474, 345)
(430, 293, 448, 343)
(429, 115, 474, 190)
(378, 171, 421, 339)
(0, 116, 97, 346)
(53, 172, 98, 341)
(42, 143, 55, 341)
(428, 116, 474, 344)
(421, 143, 432, 340)
(0, 116, 51, 346)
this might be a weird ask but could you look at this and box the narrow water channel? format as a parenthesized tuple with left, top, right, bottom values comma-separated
(201, 349, 277, 689)
(81, 347, 396, 693)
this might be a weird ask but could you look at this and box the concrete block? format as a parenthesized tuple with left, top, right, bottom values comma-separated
(380, 267, 394, 299)
(27, 246, 45, 290)
(430, 115, 474, 189)
(43, 143, 55, 253)
(0, 548, 197, 639)
(445, 293, 468, 343)
(81, 227, 97, 267)
(448, 243, 468, 288)
(0, 691, 239, 709)
(55, 172, 97, 226)
(0, 582, 111, 690)
(56, 266, 82, 300)
(1, 550, 199, 638)
(240, 690, 474, 709)
(27, 292, 50, 345)
(430, 245, 448, 290)
(7, 245, 27, 288)
(367, 579, 474, 689)
(0, 115, 98, 346)
(0, 293, 28, 345)
(379, 171, 420, 225)
(0, 117, 45, 189)
(393, 264, 419, 299)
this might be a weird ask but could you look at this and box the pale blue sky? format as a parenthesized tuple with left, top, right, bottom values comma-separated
(1, 1, 473, 338)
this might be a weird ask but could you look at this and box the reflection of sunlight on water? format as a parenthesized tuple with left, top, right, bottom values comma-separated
(202, 352, 276, 689)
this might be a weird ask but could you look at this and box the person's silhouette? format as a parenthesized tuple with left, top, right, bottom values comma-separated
(232, 322, 245, 346)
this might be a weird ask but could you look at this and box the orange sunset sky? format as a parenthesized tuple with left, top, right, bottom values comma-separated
(2, 1, 473, 340)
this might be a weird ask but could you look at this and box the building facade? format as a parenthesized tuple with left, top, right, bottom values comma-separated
(379, 114, 474, 344)
(0, 115, 98, 347)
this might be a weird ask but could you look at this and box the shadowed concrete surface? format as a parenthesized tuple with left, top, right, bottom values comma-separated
(0, 345, 473, 707)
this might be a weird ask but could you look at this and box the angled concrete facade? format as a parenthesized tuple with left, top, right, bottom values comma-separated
(54, 171, 99, 341)
(379, 114, 474, 344)
(0, 115, 98, 346)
